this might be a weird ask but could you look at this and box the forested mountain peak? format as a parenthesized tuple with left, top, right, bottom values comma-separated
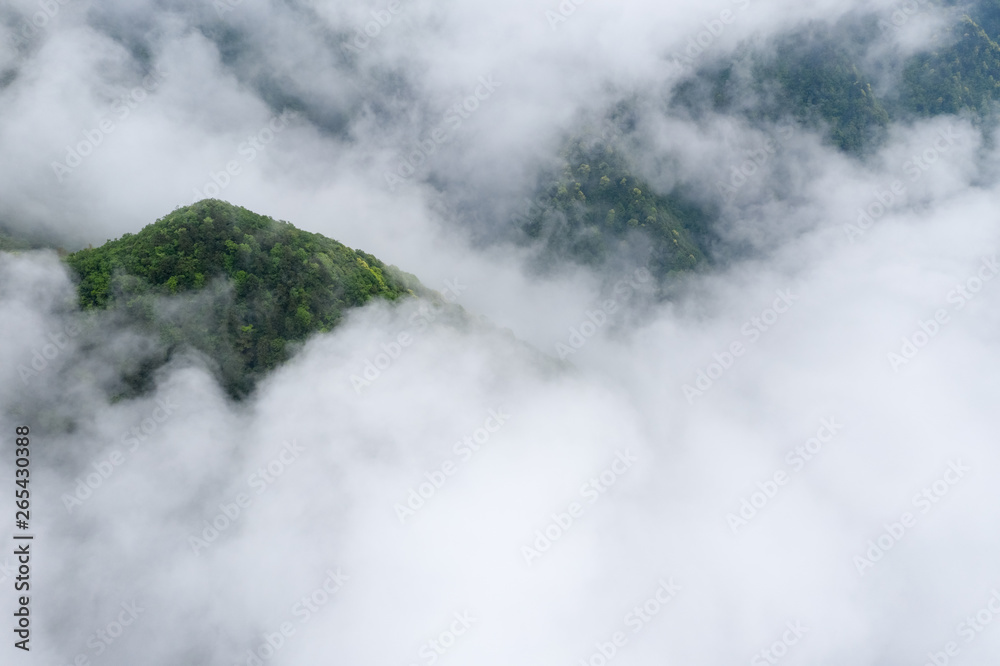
(64, 199, 425, 397)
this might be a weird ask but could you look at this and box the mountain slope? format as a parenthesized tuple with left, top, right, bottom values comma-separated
(673, 2, 1000, 156)
(513, 136, 709, 280)
(65, 199, 426, 397)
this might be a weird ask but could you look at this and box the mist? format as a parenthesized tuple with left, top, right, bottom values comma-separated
(2, 0, 1000, 665)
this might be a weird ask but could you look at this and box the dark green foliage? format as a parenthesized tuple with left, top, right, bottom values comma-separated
(513, 138, 706, 279)
(65, 199, 420, 397)
(673, 3, 1000, 155)
(673, 18, 890, 154)
(899, 15, 1000, 117)
(752, 23, 890, 153)
(971, 0, 1000, 37)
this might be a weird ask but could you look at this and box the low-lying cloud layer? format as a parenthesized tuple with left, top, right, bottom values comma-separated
(2, 0, 1000, 664)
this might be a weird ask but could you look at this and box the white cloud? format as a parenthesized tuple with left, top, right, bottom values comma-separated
(2, 0, 999, 664)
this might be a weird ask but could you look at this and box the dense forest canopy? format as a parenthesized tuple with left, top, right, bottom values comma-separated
(673, 1, 1000, 153)
(64, 199, 424, 397)
(513, 137, 709, 279)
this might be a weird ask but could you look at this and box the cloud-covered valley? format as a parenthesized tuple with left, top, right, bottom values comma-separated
(1, 0, 1000, 664)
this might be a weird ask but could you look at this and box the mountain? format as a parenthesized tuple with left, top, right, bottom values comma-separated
(673, 1, 1000, 155)
(513, 135, 710, 280)
(64, 199, 429, 398)
(515, 2, 1000, 278)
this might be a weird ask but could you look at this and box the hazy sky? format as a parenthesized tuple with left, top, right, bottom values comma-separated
(2, 1, 999, 665)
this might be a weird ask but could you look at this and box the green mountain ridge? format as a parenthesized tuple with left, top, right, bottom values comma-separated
(516, 2, 1000, 278)
(63, 199, 429, 398)
(513, 136, 711, 281)
(673, 1, 1000, 154)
